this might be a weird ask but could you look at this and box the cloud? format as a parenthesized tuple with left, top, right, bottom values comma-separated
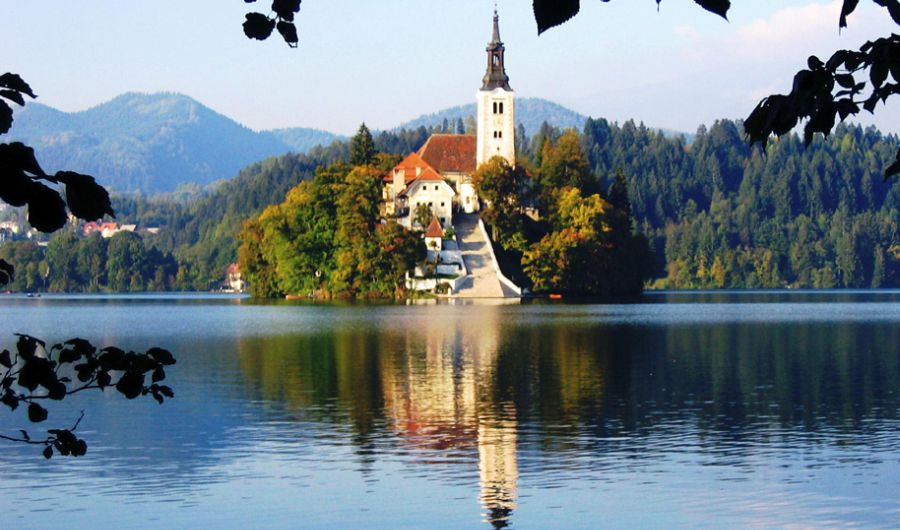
(674, 25, 702, 41)
(677, 1, 896, 66)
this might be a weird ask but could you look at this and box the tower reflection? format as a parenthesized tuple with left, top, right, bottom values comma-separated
(379, 305, 518, 528)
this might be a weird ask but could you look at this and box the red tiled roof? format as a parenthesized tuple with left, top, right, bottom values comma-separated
(424, 217, 444, 238)
(227, 263, 241, 274)
(382, 152, 435, 183)
(418, 134, 477, 174)
(402, 169, 456, 196)
(416, 167, 444, 181)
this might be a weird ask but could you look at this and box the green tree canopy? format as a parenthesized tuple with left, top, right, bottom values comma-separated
(349, 123, 376, 166)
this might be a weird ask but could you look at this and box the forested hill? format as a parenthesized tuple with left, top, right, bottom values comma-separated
(5, 118, 897, 291)
(567, 119, 899, 288)
(157, 119, 897, 290)
(7, 93, 335, 194)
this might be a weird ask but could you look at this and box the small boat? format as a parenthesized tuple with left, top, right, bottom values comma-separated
(549, 293, 563, 300)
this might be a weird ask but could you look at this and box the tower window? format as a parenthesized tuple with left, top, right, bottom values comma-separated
(492, 102, 498, 114)
(499, 102, 504, 114)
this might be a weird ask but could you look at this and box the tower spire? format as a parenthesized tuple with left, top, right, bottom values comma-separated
(491, 5, 501, 44)
(482, 7, 511, 91)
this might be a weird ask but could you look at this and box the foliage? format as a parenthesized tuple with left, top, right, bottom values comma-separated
(521, 187, 652, 296)
(238, 162, 423, 298)
(413, 203, 432, 230)
(472, 157, 528, 250)
(537, 129, 594, 207)
(243, 0, 301, 47)
(569, 118, 900, 288)
(349, 123, 376, 166)
(1, 74, 177, 457)
(1, 230, 180, 293)
(0, 335, 174, 458)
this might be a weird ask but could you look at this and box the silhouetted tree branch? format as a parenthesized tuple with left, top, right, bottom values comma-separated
(1, 74, 176, 457)
(1, 335, 175, 458)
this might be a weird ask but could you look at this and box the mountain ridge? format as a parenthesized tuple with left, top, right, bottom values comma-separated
(8, 92, 685, 194)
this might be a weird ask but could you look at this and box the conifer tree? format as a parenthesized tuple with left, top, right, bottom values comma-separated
(349, 123, 376, 166)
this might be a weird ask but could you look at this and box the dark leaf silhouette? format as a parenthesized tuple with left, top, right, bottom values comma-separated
(42, 445, 52, 459)
(28, 403, 48, 423)
(0, 73, 36, 134)
(0, 89, 25, 107)
(277, 20, 298, 46)
(26, 181, 68, 233)
(874, 0, 900, 24)
(16, 334, 43, 360)
(243, 12, 275, 40)
(56, 171, 114, 221)
(0, 73, 36, 99)
(0, 101, 11, 134)
(115, 371, 145, 400)
(533, 0, 580, 34)
(0, 164, 34, 207)
(148, 347, 176, 366)
(1, 142, 46, 177)
(272, 0, 301, 22)
(840, 0, 860, 28)
(693, 0, 730, 19)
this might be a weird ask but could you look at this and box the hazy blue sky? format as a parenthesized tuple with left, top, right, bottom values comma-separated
(5, 1, 899, 135)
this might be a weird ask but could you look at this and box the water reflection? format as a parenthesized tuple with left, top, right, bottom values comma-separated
(2, 294, 899, 528)
(234, 301, 900, 528)
(238, 306, 524, 527)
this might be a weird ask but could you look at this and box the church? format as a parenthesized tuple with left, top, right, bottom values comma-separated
(383, 9, 516, 230)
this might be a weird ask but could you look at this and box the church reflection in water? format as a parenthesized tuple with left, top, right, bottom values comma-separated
(235, 302, 537, 528)
(235, 298, 898, 528)
(379, 304, 519, 528)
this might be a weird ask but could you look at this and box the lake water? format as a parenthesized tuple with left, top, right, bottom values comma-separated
(1, 291, 899, 529)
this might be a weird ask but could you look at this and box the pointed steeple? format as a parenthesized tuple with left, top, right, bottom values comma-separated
(491, 8, 502, 44)
(481, 9, 511, 91)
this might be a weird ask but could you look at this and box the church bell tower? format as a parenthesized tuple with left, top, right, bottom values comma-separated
(476, 9, 516, 168)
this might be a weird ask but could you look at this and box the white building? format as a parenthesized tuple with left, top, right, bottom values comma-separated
(383, 9, 516, 220)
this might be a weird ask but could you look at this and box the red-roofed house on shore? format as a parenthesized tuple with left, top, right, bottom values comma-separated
(383, 154, 456, 230)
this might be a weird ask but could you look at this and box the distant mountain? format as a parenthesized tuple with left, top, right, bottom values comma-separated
(8, 93, 331, 194)
(395, 97, 588, 138)
(269, 127, 343, 152)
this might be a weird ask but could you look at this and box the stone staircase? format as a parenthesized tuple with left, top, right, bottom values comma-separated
(453, 213, 511, 298)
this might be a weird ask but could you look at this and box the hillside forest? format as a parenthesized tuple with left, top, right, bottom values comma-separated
(1, 118, 898, 293)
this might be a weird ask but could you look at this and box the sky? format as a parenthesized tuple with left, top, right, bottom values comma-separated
(4, 0, 899, 136)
